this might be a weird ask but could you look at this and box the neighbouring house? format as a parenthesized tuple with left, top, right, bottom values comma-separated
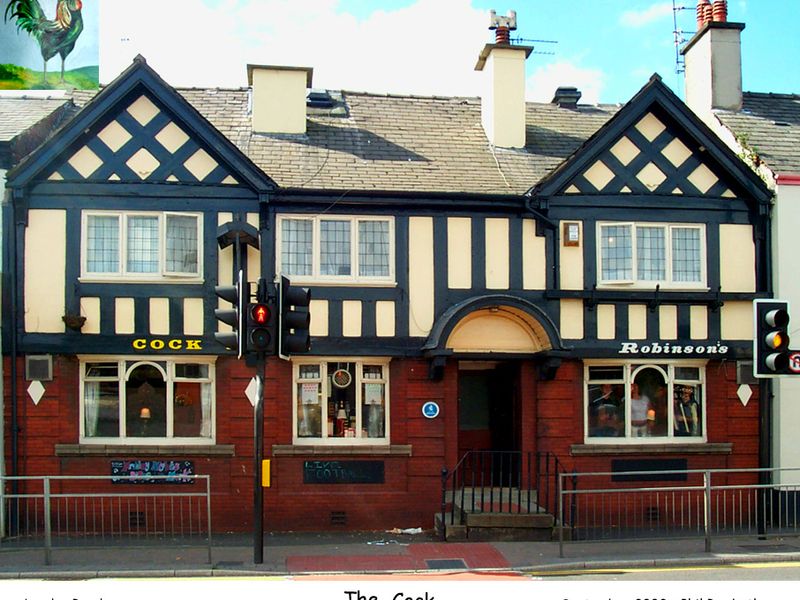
(3, 10, 773, 536)
(681, 0, 800, 487)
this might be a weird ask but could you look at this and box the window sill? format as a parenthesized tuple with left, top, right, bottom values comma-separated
(272, 444, 412, 456)
(570, 442, 732, 456)
(55, 444, 235, 457)
(79, 277, 203, 285)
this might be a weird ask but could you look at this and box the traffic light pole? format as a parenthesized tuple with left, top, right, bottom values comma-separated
(253, 355, 265, 564)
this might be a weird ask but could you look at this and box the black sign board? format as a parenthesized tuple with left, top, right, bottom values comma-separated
(611, 458, 688, 482)
(111, 460, 195, 484)
(303, 460, 385, 484)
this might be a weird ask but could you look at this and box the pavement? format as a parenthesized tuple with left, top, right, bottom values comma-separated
(2, 531, 800, 579)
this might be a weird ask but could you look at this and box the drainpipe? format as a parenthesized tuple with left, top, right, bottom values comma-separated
(9, 187, 23, 497)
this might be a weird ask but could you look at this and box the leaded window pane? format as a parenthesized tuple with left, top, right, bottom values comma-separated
(281, 219, 312, 276)
(600, 225, 632, 280)
(320, 219, 351, 276)
(358, 221, 390, 277)
(127, 216, 159, 273)
(672, 228, 701, 282)
(165, 215, 198, 274)
(87, 216, 120, 273)
(636, 226, 665, 281)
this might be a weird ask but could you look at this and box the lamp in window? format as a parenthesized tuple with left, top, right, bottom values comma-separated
(139, 406, 152, 420)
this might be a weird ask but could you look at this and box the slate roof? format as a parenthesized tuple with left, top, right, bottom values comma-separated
(71, 86, 620, 195)
(0, 96, 71, 142)
(716, 92, 800, 176)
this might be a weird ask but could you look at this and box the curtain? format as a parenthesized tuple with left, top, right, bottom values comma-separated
(199, 382, 212, 438)
(84, 381, 100, 437)
(166, 215, 198, 274)
(320, 219, 350, 276)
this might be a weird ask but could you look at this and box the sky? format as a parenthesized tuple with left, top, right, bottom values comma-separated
(4, 0, 800, 104)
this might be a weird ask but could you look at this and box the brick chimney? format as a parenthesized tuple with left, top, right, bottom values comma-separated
(681, 0, 744, 114)
(474, 10, 533, 148)
(247, 64, 313, 134)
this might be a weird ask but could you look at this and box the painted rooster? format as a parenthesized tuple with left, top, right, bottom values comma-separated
(4, 0, 84, 85)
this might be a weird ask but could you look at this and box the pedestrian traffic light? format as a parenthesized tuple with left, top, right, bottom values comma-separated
(279, 275, 311, 358)
(214, 269, 246, 358)
(247, 301, 277, 355)
(753, 299, 791, 377)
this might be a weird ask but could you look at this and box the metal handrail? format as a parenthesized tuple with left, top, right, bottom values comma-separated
(1, 474, 213, 565)
(557, 466, 800, 557)
(440, 450, 569, 540)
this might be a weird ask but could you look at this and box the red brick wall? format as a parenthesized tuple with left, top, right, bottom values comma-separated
(2, 354, 762, 532)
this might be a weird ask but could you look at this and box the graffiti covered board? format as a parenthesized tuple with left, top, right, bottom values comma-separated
(1, 0, 98, 89)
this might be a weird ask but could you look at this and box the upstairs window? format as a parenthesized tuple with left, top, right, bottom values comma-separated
(278, 215, 394, 283)
(597, 222, 705, 288)
(83, 211, 202, 280)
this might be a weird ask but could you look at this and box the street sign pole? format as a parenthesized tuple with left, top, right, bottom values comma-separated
(253, 356, 265, 564)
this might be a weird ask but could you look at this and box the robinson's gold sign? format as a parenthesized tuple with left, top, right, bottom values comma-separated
(132, 338, 203, 351)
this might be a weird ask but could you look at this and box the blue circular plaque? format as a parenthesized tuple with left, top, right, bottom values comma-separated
(421, 401, 440, 419)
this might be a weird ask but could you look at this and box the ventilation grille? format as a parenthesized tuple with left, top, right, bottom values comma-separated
(25, 355, 53, 381)
(330, 511, 347, 525)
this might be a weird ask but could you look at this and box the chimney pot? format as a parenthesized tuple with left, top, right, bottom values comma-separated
(696, 0, 711, 29)
(712, 0, 728, 22)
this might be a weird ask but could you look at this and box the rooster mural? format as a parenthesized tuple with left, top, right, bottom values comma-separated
(4, 0, 84, 85)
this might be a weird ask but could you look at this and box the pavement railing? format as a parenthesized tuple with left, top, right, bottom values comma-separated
(558, 465, 800, 557)
(0, 474, 212, 565)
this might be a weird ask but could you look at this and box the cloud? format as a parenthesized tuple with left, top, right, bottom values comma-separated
(526, 60, 605, 105)
(620, 2, 675, 28)
(100, 0, 488, 95)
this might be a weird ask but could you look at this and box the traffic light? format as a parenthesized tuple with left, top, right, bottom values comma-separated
(754, 299, 791, 377)
(247, 300, 277, 355)
(214, 269, 246, 358)
(279, 275, 311, 358)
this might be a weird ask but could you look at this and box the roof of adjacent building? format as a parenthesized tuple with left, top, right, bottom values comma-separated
(716, 92, 800, 176)
(72, 85, 620, 195)
(0, 95, 71, 142)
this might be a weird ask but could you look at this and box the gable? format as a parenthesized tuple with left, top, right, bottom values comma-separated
(46, 91, 240, 185)
(7, 55, 274, 193)
(561, 109, 738, 198)
(529, 75, 772, 207)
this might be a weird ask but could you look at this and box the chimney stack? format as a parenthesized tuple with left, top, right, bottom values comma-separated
(681, 0, 743, 115)
(247, 64, 313, 134)
(474, 9, 533, 149)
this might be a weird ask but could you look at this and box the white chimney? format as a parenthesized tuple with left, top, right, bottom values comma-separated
(681, 1, 744, 114)
(474, 10, 533, 149)
(247, 64, 313, 134)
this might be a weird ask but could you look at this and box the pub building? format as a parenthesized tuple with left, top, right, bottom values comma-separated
(2, 15, 773, 534)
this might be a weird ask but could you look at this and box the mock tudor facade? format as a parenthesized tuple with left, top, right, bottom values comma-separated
(2, 21, 773, 532)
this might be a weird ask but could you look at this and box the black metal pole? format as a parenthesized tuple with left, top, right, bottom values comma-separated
(253, 358, 265, 564)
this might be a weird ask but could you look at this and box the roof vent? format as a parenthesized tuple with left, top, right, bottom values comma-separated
(551, 86, 582, 109)
(306, 89, 335, 109)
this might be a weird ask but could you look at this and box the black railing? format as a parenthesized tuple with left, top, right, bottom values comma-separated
(440, 450, 571, 540)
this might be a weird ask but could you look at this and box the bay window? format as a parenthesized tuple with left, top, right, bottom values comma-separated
(83, 211, 202, 279)
(598, 222, 705, 288)
(294, 359, 390, 444)
(585, 362, 704, 443)
(81, 357, 215, 444)
(278, 215, 394, 283)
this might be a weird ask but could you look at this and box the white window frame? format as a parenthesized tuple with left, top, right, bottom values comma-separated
(276, 214, 395, 285)
(596, 221, 707, 290)
(291, 357, 391, 446)
(81, 210, 203, 282)
(79, 355, 216, 445)
(583, 359, 707, 445)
